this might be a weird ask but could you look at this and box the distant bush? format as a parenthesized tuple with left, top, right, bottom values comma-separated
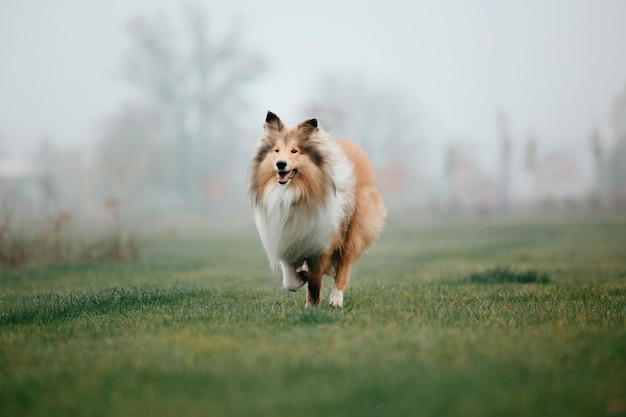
(0, 233, 29, 267)
(465, 267, 550, 284)
(0, 198, 140, 268)
(79, 234, 140, 263)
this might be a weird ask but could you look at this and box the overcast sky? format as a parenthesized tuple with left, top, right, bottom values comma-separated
(1, 0, 625, 160)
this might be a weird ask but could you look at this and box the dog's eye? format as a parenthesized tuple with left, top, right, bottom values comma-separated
(274, 149, 279, 153)
(291, 149, 298, 154)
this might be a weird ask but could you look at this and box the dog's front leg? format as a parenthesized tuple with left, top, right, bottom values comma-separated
(281, 261, 306, 292)
(305, 255, 330, 307)
(306, 275, 322, 307)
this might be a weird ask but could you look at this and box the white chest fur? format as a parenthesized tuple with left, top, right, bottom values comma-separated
(254, 142, 356, 268)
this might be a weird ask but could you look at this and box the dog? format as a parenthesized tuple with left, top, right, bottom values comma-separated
(249, 111, 386, 307)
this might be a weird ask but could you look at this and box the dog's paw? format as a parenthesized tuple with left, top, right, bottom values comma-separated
(328, 288, 343, 308)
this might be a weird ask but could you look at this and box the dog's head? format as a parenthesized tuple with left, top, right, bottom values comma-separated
(259, 111, 322, 184)
(249, 111, 335, 207)
(252, 111, 325, 185)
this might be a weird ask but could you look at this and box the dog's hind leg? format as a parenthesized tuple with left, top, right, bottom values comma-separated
(328, 210, 378, 307)
(329, 261, 351, 308)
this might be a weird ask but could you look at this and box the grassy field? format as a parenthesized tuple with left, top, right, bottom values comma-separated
(1, 214, 625, 417)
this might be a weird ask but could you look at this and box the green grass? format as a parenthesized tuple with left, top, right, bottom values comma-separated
(1, 215, 625, 417)
(465, 267, 550, 284)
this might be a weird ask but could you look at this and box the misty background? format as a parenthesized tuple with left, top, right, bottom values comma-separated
(1, 0, 626, 234)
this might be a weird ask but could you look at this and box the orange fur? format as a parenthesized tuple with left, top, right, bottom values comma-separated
(250, 112, 387, 307)
(303, 139, 387, 306)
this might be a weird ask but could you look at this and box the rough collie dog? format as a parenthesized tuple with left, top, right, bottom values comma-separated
(249, 111, 386, 307)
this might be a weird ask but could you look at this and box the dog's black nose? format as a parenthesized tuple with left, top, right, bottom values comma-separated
(276, 160, 287, 171)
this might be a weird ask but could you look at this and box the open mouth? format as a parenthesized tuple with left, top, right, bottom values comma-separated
(276, 169, 297, 184)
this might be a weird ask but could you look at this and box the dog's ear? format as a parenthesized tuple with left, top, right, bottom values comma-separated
(298, 118, 318, 135)
(265, 111, 284, 131)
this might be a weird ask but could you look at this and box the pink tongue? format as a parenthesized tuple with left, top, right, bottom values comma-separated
(277, 170, 294, 183)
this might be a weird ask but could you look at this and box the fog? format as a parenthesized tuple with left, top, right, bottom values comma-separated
(1, 0, 626, 232)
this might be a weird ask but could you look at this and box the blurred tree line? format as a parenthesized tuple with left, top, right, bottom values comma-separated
(2, 4, 626, 232)
(591, 84, 626, 208)
(303, 74, 428, 209)
(96, 6, 265, 214)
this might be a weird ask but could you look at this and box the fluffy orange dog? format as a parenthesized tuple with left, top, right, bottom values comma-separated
(249, 111, 386, 307)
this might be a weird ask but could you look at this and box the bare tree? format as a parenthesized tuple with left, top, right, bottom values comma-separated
(121, 6, 266, 208)
(605, 84, 626, 206)
(304, 75, 421, 162)
(588, 128, 606, 208)
(496, 111, 512, 215)
(94, 103, 168, 211)
(36, 137, 61, 220)
(303, 74, 424, 207)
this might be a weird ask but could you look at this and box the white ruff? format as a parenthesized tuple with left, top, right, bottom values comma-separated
(254, 139, 355, 271)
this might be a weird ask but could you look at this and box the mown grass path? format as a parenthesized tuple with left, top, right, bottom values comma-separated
(1, 215, 625, 417)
